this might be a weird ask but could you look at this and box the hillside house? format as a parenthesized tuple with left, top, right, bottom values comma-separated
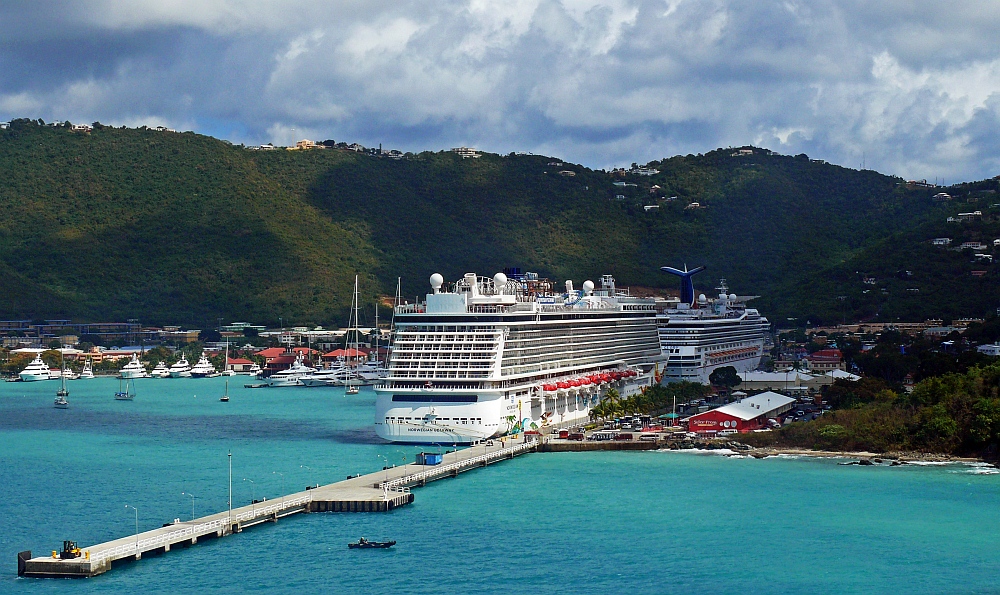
(71, 124, 92, 133)
(977, 343, 1000, 356)
(452, 147, 481, 159)
(932, 238, 952, 246)
(957, 211, 983, 221)
(960, 241, 986, 250)
(932, 192, 953, 201)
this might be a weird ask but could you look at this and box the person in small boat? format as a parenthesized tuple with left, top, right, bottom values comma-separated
(358, 537, 367, 544)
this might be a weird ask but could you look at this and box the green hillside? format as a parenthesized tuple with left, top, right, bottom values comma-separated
(0, 118, 976, 327)
(770, 203, 1000, 325)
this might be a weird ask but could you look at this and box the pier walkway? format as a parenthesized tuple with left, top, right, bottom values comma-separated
(19, 438, 536, 578)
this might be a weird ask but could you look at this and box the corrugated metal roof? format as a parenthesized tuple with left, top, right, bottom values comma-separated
(709, 391, 796, 421)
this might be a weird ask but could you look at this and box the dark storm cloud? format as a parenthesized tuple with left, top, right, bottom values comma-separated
(2, 1, 999, 180)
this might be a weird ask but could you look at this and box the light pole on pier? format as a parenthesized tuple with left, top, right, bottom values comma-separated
(300, 465, 317, 489)
(273, 471, 285, 508)
(377, 454, 389, 485)
(228, 451, 232, 529)
(243, 478, 255, 516)
(181, 492, 196, 521)
(124, 505, 138, 556)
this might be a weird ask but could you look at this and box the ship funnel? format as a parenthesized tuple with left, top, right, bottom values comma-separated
(660, 265, 706, 306)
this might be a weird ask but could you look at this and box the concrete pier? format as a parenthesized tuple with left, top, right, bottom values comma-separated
(19, 439, 535, 578)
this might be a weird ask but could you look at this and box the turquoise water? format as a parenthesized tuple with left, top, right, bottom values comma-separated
(2, 377, 1000, 594)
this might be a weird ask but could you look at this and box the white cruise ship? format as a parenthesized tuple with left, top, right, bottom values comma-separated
(657, 266, 770, 384)
(19, 355, 51, 382)
(374, 271, 662, 444)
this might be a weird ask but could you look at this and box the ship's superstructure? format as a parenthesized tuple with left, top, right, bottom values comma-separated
(657, 266, 770, 384)
(374, 271, 661, 443)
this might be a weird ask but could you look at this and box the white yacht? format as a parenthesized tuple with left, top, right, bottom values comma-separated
(356, 360, 388, 383)
(19, 355, 51, 382)
(656, 266, 770, 384)
(118, 354, 148, 379)
(150, 361, 171, 378)
(168, 355, 192, 378)
(189, 355, 217, 378)
(299, 363, 350, 387)
(264, 353, 316, 387)
(79, 358, 94, 379)
(248, 362, 262, 377)
(375, 271, 661, 443)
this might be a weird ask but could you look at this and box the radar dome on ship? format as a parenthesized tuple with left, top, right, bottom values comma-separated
(698, 293, 707, 303)
(430, 273, 444, 293)
(730, 294, 737, 300)
(493, 272, 507, 289)
(582, 280, 595, 295)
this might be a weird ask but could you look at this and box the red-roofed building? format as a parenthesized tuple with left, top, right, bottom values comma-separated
(322, 348, 369, 362)
(256, 347, 319, 365)
(805, 349, 845, 372)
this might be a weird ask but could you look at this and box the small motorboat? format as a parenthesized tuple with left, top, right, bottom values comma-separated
(348, 537, 395, 549)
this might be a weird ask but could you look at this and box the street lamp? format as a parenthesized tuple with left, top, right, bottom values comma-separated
(228, 451, 233, 529)
(181, 492, 196, 521)
(273, 471, 285, 508)
(300, 465, 318, 489)
(377, 454, 389, 485)
(124, 504, 138, 556)
(243, 478, 255, 516)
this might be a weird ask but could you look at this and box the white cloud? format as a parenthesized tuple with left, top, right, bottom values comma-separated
(3, 1, 1000, 181)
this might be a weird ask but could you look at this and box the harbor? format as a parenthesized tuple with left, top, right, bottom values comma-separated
(18, 438, 535, 578)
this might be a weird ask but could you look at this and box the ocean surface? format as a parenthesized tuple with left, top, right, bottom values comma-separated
(2, 377, 1000, 594)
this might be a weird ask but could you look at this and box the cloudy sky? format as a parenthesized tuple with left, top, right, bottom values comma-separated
(2, 1, 1000, 181)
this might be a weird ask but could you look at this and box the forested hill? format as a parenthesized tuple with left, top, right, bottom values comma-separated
(0, 118, 987, 327)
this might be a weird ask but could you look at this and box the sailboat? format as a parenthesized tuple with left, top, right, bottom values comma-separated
(220, 379, 230, 402)
(342, 275, 364, 395)
(220, 336, 235, 376)
(54, 351, 70, 408)
(115, 376, 135, 401)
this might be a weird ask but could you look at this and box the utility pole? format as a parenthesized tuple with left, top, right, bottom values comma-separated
(228, 451, 232, 530)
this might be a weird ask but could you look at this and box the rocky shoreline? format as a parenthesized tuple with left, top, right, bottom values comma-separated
(663, 438, 984, 464)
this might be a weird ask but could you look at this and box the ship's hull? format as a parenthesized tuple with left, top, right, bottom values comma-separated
(661, 349, 763, 385)
(19, 372, 50, 382)
(119, 370, 147, 379)
(375, 377, 651, 444)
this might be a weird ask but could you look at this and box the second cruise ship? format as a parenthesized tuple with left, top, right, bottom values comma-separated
(374, 271, 662, 443)
(656, 265, 770, 384)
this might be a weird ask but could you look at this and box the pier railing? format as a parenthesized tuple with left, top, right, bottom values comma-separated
(89, 494, 311, 565)
(379, 441, 535, 490)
